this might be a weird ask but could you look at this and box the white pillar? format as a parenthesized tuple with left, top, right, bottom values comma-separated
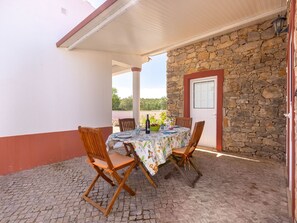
(132, 67, 141, 125)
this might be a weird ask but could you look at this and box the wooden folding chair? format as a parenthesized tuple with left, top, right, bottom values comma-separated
(78, 126, 136, 216)
(119, 118, 136, 132)
(175, 117, 192, 129)
(119, 118, 136, 156)
(165, 121, 205, 188)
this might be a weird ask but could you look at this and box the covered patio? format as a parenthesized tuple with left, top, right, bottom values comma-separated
(1, 0, 294, 222)
(54, 1, 291, 220)
(0, 148, 289, 223)
(57, 0, 287, 123)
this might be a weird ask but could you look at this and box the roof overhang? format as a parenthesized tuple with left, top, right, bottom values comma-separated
(57, 0, 287, 56)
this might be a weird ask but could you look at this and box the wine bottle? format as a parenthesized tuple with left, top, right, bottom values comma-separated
(145, 114, 150, 134)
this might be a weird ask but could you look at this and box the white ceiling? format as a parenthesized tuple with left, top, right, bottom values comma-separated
(59, 0, 286, 56)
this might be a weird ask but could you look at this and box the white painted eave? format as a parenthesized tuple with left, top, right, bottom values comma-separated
(57, 0, 287, 57)
(146, 6, 287, 56)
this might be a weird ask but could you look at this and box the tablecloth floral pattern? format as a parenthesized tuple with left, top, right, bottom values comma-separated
(106, 127, 190, 175)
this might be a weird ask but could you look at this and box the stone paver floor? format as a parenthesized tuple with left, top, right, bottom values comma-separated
(0, 148, 290, 223)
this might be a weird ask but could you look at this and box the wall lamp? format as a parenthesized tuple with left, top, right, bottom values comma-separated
(272, 14, 288, 36)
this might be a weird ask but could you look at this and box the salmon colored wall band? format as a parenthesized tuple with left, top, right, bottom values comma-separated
(0, 127, 112, 175)
(56, 0, 118, 47)
(183, 69, 224, 151)
(131, 67, 142, 72)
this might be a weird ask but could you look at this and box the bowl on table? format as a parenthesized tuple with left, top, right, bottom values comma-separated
(150, 124, 160, 132)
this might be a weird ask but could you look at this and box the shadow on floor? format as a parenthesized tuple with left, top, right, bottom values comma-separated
(0, 148, 290, 223)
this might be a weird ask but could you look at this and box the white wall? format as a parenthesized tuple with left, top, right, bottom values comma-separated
(0, 0, 112, 137)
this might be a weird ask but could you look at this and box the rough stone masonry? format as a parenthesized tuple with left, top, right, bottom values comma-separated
(167, 19, 287, 161)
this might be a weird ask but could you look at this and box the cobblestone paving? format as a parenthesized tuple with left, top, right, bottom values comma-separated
(0, 148, 290, 223)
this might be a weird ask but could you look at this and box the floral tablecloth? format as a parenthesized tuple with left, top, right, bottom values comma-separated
(106, 127, 190, 175)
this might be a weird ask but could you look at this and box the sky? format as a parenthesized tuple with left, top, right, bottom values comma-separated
(84, 0, 105, 8)
(85, 0, 166, 99)
(113, 54, 167, 99)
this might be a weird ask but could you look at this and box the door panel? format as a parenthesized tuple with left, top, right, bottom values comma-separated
(190, 77, 217, 148)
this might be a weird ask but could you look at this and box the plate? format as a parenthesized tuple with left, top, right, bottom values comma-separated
(116, 133, 132, 139)
(163, 130, 177, 134)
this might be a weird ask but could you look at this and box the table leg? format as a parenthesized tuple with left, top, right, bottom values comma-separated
(138, 161, 157, 188)
(125, 143, 157, 188)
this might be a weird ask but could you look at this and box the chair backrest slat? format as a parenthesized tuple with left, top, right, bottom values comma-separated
(175, 117, 192, 129)
(119, 118, 136, 132)
(78, 126, 114, 169)
(184, 121, 205, 155)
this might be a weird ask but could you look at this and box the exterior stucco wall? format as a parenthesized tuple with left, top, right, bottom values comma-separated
(0, 0, 112, 137)
(167, 19, 287, 161)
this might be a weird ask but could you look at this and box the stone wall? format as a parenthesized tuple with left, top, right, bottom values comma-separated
(167, 19, 287, 161)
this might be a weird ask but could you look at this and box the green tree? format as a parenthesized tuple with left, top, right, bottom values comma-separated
(116, 96, 168, 111)
(159, 97, 167, 110)
(140, 97, 167, 110)
(112, 88, 121, 110)
(119, 96, 133, 111)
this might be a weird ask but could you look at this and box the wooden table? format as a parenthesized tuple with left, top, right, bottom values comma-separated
(106, 127, 191, 187)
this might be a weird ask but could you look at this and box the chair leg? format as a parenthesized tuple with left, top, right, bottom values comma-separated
(83, 162, 136, 216)
(164, 155, 181, 179)
(93, 166, 115, 186)
(164, 157, 177, 180)
(165, 156, 201, 188)
(112, 163, 136, 196)
(188, 158, 203, 176)
(164, 162, 178, 179)
(123, 143, 132, 156)
(83, 173, 100, 197)
(171, 160, 195, 188)
(82, 173, 109, 214)
(126, 143, 139, 169)
(105, 163, 136, 216)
